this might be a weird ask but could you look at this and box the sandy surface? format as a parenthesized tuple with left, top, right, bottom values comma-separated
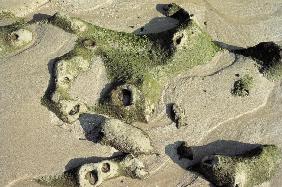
(0, 0, 282, 187)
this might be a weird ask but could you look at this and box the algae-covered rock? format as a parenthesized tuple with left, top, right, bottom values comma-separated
(36, 154, 148, 187)
(9, 28, 32, 47)
(50, 12, 88, 34)
(95, 84, 147, 123)
(44, 55, 93, 123)
(0, 21, 33, 57)
(196, 145, 281, 187)
(234, 42, 282, 80)
(232, 75, 254, 97)
(77, 154, 148, 187)
(45, 3, 220, 123)
(101, 118, 154, 155)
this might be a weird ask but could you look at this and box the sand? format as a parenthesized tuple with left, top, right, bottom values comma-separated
(0, 0, 282, 187)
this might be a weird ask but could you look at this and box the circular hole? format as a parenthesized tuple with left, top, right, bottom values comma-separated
(121, 89, 132, 106)
(85, 170, 98, 185)
(101, 163, 111, 173)
(69, 104, 80, 115)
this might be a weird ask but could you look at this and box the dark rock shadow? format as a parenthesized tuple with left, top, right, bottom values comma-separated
(213, 41, 244, 51)
(78, 113, 106, 143)
(166, 103, 175, 122)
(28, 13, 51, 24)
(166, 140, 260, 170)
(42, 57, 58, 102)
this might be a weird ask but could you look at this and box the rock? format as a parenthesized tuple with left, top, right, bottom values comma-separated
(78, 154, 148, 187)
(55, 56, 91, 87)
(9, 28, 33, 47)
(234, 42, 282, 79)
(171, 103, 187, 128)
(231, 74, 254, 97)
(101, 118, 154, 155)
(196, 145, 281, 187)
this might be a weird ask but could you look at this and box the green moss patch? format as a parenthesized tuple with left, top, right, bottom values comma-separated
(196, 145, 281, 187)
(45, 4, 220, 123)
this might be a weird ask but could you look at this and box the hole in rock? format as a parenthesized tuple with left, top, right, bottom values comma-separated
(83, 39, 96, 48)
(69, 104, 80, 115)
(11, 33, 19, 41)
(203, 159, 213, 165)
(85, 170, 98, 185)
(101, 163, 111, 173)
(121, 89, 132, 106)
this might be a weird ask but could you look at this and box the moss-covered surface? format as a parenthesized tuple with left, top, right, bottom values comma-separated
(196, 145, 281, 187)
(232, 75, 254, 97)
(43, 3, 220, 123)
(0, 19, 30, 57)
(234, 42, 282, 80)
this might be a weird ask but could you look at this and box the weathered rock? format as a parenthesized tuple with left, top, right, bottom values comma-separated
(44, 55, 92, 123)
(196, 145, 281, 187)
(78, 154, 148, 187)
(101, 118, 154, 155)
(171, 103, 187, 128)
(234, 42, 282, 79)
(232, 75, 254, 97)
(9, 28, 33, 47)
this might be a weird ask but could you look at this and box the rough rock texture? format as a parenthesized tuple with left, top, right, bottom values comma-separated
(78, 154, 148, 187)
(9, 28, 33, 47)
(44, 55, 92, 123)
(101, 118, 154, 155)
(0, 21, 33, 57)
(232, 75, 254, 97)
(196, 145, 281, 187)
(171, 103, 187, 128)
(50, 12, 88, 34)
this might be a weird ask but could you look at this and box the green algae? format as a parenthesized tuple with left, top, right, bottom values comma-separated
(197, 145, 281, 187)
(44, 4, 220, 123)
